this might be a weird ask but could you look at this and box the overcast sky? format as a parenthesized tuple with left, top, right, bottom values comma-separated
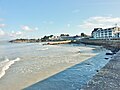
(0, 0, 120, 40)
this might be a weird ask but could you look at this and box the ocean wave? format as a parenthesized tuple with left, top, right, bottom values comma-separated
(0, 58, 20, 79)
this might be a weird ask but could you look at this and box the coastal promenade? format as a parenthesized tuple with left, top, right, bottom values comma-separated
(81, 51, 120, 90)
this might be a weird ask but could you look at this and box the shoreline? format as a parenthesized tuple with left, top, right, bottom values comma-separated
(0, 43, 116, 90)
(24, 46, 112, 90)
(22, 46, 97, 90)
(0, 44, 97, 90)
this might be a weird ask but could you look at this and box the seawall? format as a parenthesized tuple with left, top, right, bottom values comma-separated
(77, 39, 120, 53)
(81, 50, 120, 90)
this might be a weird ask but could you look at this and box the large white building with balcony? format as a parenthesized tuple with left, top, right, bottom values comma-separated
(91, 27, 120, 39)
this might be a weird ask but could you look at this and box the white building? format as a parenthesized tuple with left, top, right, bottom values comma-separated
(49, 36, 61, 40)
(114, 32, 120, 38)
(92, 27, 120, 39)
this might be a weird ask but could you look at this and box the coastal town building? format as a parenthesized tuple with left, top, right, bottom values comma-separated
(114, 31, 120, 38)
(48, 35, 61, 40)
(92, 26, 120, 39)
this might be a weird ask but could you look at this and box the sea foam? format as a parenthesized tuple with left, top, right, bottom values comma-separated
(0, 58, 20, 79)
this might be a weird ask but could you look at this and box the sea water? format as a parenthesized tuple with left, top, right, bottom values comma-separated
(0, 41, 109, 90)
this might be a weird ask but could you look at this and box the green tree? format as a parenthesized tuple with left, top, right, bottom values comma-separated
(81, 33, 88, 37)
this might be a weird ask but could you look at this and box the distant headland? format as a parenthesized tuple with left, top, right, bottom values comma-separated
(9, 33, 88, 43)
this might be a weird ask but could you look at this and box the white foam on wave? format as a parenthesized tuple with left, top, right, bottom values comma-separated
(0, 58, 20, 79)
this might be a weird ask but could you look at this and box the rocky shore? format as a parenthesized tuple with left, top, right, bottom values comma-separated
(81, 50, 120, 90)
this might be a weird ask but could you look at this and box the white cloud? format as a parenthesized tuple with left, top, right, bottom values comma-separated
(0, 24, 5, 28)
(0, 29, 5, 36)
(21, 25, 38, 32)
(86, 16, 120, 24)
(10, 31, 22, 37)
(21, 26, 32, 31)
(78, 16, 120, 30)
